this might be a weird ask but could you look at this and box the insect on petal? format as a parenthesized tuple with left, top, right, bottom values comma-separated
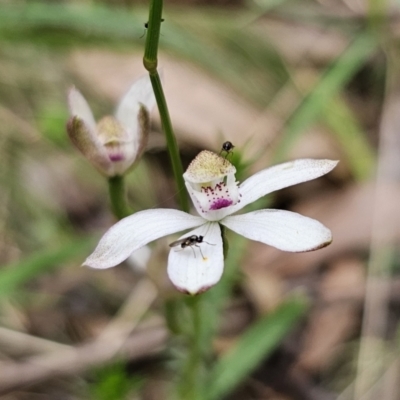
(167, 222, 223, 295)
(84, 209, 204, 269)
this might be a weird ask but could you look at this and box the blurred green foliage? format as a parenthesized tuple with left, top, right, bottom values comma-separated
(208, 296, 308, 400)
(0, 0, 386, 398)
(87, 362, 144, 400)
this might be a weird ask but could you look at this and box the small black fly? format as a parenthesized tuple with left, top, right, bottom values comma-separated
(169, 235, 214, 259)
(219, 141, 235, 158)
(141, 18, 165, 38)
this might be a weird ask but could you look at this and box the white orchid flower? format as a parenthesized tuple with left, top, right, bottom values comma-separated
(84, 151, 337, 294)
(66, 75, 156, 177)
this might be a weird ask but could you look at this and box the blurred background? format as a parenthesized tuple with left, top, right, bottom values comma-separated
(0, 0, 399, 399)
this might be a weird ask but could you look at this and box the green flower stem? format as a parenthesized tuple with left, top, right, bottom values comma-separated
(108, 175, 131, 219)
(179, 295, 205, 400)
(220, 224, 229, 260)
(149, 73, 189, 212)
(143, 0, 189, 213)
(142, 2, 211, 399)
(143, 0, 163, 72)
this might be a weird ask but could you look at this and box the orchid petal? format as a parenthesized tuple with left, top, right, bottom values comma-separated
(227, 159, 338, 215)
(126, 245, 152, 272)
(66, 116, 112, 175)
(84, 209, 204, 269)
(221, 209, 332, 252)
(115, 75, 156, 136)
(168, 222, 223, 295)
(68, 87, 97, 134)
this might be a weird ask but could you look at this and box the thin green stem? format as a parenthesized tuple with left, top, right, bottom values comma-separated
(143, 0, 189, 213)
(220, 224, 229, 260)
(150, 73, 189, 212)
(178, 296, 205, 400)
(108, 175, 131, 219)
(142, 3, 211, 399)
(143, 0, 163, 73)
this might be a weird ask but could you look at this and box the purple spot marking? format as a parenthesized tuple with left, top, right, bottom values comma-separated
(109, 154, 124, 162)
(210, 198, 232, 210)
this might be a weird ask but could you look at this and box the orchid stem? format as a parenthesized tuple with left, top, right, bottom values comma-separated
(142, 1, 204, 398)
(220, 224, 229, 259)
(143, 0, 189, 213)
(108, 175, 131, 220)
(179, 295, 205, 400)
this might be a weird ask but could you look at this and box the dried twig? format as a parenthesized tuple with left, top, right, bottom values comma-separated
(0, 278, 161, 394)
(0, 319, 167, 394)
(0, 326, 70, 357)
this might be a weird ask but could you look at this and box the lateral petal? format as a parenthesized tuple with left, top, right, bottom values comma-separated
(84, 209, 204, 269)
(115, 74, 156, 138)
(66, 116, 112, 175)
(68, 87, 97, 134)
(221, 209, 332, 252)
(228, 159, 338, 214)
(167, 222, 223, 295)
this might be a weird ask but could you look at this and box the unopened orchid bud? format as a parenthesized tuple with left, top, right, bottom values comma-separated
(66, 75, 155, 177)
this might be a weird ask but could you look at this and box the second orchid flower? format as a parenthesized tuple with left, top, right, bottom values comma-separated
(67, 75, 156, 177)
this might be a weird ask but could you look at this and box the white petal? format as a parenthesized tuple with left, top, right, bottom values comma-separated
(126, 245, 152, 272)
(228, 159, 338, 215)
(167, 222, 223, 295)
(115, 75, 156, 136)
(84, 209, 204, 269)
(221, 209, 332, 252)
(68, 87, 97, 133)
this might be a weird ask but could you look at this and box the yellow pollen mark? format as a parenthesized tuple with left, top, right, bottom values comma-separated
(97, 116, 126, 143)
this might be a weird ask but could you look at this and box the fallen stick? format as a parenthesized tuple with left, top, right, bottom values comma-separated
(0, 320, 167, 394)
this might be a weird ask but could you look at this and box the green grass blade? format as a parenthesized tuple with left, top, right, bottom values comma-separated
(0, 2, 145, 41)
(0, 3, 288, 105)
(324, 96, 376, 180)
(274, 32, 377, 161)
(208, 297, 308, 400)
(0, 237, 94, 298)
